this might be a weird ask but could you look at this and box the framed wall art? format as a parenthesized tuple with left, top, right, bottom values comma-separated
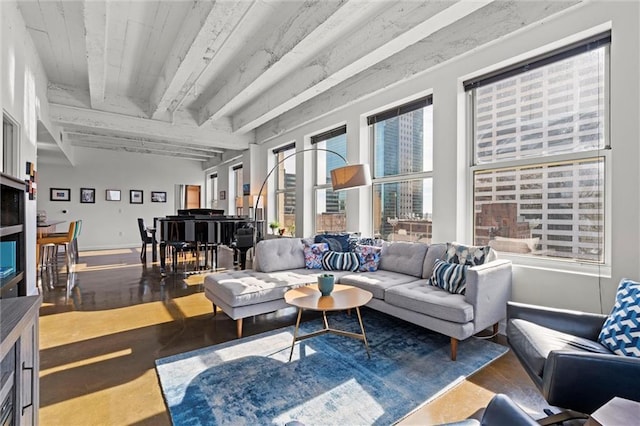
(50, 188, 70, 202)
(151, 191, 166, 203)
(106, 189, 121, 201)
(130, 190, 143, 204)
(80, 188, 95, 203)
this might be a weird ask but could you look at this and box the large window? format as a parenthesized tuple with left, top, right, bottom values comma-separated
(231, 164, 242, 213)
(2, 114, 18, 177)
(313, 126, 347, 233)
(274, 143, 296, 232)
(369, 96, 433, 242)
(466, 33, 610, 263)
(209, 173, 218, 208)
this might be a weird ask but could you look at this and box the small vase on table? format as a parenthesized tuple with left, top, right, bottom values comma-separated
(317, 274, 335, 296)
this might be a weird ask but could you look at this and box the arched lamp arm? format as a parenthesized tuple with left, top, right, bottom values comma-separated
(253, 147, 348, 237)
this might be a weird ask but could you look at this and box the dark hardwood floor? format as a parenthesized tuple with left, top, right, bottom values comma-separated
(37, 246, 551, 425)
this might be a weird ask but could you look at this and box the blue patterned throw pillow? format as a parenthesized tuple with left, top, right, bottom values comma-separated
(428, 259, 469, 294)
(354, 244, 382, 272)
(321, 251, 360, 272)
(445, 242, 490, 266)
(598, 278, 640, 357)
(303, 243, 329, 269)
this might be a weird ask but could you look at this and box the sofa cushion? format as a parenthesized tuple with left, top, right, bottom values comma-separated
(428, 259, 469, 294)
(508, 318, 612, 378)
(385, 280, 474, 323)
(598, 278, 640, 357)
(422, 243, 446, 279)
(254, 238, 305, 272)
(303, 243, 329, 269)
(204, 269, 318, 307)
(446, 242, 491, 266)
(338, 270, 417, 299)
(321, 251, 360, 272)
(379, 242, 428, 278)
(354, 244, 382, 272)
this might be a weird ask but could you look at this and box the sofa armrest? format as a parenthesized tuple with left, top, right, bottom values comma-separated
(507, 301, 607, 340)
(465, 259, 512, 332)
(543, 350, 640, 414)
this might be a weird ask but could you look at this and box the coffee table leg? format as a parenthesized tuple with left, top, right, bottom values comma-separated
(322, 311, 329, 329)
(289, 308, 303, 362)
(355, 306, 371, 359)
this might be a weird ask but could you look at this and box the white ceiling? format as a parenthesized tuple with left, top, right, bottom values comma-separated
(18, 0, 580, 165)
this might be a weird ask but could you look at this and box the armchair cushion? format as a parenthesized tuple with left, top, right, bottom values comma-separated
(509, 318, 611, 377)
(598, 278, 640, 357)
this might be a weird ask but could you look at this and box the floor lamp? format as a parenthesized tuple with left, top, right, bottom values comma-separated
(253, 148, 371, 244)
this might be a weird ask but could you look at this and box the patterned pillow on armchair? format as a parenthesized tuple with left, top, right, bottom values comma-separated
(598, 278, 640, 357)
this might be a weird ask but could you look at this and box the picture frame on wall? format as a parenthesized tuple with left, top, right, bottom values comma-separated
(130, 190, 143, 204)
(106, 189, 121, 201)
(151, 191, 166, 203)
(80, 188, 95, 203)
(50, 188, 70, 202)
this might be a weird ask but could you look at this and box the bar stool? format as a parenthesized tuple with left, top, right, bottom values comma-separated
(37, 221, 77, 274)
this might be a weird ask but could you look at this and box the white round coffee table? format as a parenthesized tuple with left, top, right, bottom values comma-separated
(284, 283, 373, 361)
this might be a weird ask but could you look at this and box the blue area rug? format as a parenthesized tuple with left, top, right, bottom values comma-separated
(155, 309, 508, 425)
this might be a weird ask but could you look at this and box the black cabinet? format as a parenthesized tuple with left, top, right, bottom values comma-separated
(1, 173, 26, 298)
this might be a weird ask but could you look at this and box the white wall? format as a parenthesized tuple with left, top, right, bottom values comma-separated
(251, 1, 640, 313)
(2, 1, 60, 295)
(38, 147, 204, 250)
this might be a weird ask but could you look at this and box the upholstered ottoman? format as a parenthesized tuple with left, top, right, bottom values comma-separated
(203, 238, 350, 337)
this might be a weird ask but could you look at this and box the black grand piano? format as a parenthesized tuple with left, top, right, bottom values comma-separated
(156, 210, 261, 274)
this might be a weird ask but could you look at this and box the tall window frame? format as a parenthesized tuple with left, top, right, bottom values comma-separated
(368, 96, 434, 242)
(312, 125, 347, 234)
(2, 113, 19, 177)
(231, 164, 242, 213)
(465, 32, 611, 266)
(209, 173, 218, 208)
(273, 143, 296, 232)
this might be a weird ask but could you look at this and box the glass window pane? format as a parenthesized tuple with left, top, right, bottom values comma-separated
(234, 168, 242, 198)
(473, 158, 604, 262)
(373, 178, 432, 242)
(373, 104, 433, 178)
(474, 48, 606, 164)
(277, 147, 296, 190)
(315, 133, 347, 185)
(276, 192, 295, 231)
(315, 188, 346, 233)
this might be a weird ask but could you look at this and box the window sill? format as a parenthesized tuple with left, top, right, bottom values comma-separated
(498, 252, 611, 278)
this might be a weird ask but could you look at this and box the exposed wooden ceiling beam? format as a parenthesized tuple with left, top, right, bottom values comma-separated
(232, 0, 495, 133)
(196, 0, 380, 126)
(49, 103, 253, 150)
(67, 136, 214, 161)
(64, 130, 224, 155)
(149, 0, 255, 121)
(83, 0, 108, 107)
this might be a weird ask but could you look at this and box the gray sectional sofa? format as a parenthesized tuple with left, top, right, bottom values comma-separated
(203, 238, 512, 360)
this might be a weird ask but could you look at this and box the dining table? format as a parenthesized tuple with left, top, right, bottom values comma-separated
(37, 220, 66, 238)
